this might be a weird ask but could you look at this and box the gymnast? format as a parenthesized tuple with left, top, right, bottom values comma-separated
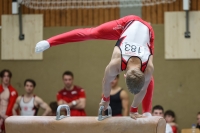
(35, 15, 154, 120)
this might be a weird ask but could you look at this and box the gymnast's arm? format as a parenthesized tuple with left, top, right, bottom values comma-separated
(103, 59, 121, 98)
(35, 20, 121, 53)
(12, 96, 21, 116)
(131, 56, 154, 110)
(100, 58, 121, 110)
(35, 96, 52, 116)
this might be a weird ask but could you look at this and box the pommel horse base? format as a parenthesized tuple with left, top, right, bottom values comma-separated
(5, 105, 166, 133)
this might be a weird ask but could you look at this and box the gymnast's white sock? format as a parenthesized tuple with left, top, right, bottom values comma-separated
(143, 112, 152, 117)
(35, 40, 50, 53)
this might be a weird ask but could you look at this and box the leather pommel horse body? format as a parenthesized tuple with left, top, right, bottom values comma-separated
(5, 105, 166, 133)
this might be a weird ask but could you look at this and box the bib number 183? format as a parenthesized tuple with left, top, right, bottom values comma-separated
(123, 42, 144, 56)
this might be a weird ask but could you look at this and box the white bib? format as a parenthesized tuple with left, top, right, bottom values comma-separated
(121, 41, 145, 57)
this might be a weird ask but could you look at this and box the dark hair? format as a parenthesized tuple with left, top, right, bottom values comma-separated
(49, 101, 58, 113)
(0, 69, 12, 78)
(152, 105, 164, 113)
(198, 112, 200, 115)
(24, 79, 36, 87)
(164, 110, 176, 122)
(62, 71, 74, 78)
(116, 75, 119, 79)
(164, 110, 176, 118)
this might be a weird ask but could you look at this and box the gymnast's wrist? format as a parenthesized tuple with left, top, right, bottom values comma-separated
(130, 106, 138, 113)
(102, 95, 110, 102)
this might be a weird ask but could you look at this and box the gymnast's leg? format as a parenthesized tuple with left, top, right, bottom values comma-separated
(35, 20, 121, 53)
(142, 77, 154, 116)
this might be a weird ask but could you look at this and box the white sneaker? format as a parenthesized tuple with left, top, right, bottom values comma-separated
(35, 40, 50, 53)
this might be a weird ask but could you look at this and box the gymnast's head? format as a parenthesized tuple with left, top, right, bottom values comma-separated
(125, 68, 145, 94)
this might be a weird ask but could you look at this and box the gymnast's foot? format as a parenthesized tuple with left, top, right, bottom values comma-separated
(143, 112, 152, 117)
(35, 40, 50, 53)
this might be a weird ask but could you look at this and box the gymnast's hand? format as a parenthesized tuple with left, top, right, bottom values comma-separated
(35, 40, 50, 53)
(99, 99, 110, 111)
(130, 112, 144, 120)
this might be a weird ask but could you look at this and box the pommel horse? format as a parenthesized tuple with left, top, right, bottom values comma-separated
(5, 105, 166, 133)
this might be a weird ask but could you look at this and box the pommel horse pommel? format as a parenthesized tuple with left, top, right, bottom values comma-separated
(5, 105, 166, 133)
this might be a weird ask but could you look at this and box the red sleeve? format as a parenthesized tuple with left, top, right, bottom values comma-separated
(56, 92, 63, 101)
(47, 20, 121, 47)
(78, 89, 86, 98)
(171, 126, 178, 133)
(6, 90, 18, 116)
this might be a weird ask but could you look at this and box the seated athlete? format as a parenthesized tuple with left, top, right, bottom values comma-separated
(35, 15, 155, 119)
(12, 79, 51, 116)
(164, 110, 178, 133)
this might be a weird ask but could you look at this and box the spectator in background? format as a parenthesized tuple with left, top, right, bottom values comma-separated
(49, 101, 58, 116)
(105, 75, 129, 116)
(152, 105, 173, 133)
(57, 71, 86, 116)
(12, 79, 51, 116)
(0, 69, 18, 133)
(164, 110, 178, 133)
(196, 112, 200, 129)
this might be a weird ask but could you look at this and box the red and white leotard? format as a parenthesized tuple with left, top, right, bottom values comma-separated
(115, 20, 153, 72)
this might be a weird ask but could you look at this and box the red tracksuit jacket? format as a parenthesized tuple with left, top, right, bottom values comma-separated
(0, 84, 18, 116)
